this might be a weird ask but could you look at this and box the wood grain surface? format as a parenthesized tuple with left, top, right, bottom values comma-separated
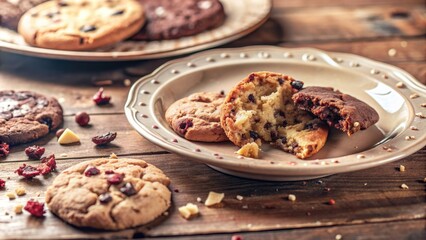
(0, 0, 425, 239)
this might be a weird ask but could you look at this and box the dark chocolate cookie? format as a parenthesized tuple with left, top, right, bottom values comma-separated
(0, 90, 63, 145)
(0, 0, 48, 30)
(132, 0, 226, 40)
(292, 86, 379, 136)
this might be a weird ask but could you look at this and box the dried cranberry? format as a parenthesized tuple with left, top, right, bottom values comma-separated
(75, 112, 90, 126)
(107, 173, 124, 184)
(232, 235, 244, 240)
(119, 182, 137, 196)
(56, 128, 65, 138)
(0, 179, 5, 189)
(277, 78, 284, 85)
(93, 88, 111, 105)
(36, 154, 56, 175)
(249, 130, 260, 140)
(105, 170, 114, 174)
(177, 119, 193, 135)
(248, 73, 255, 81)
(290, 80, 304, 90)
(92, 132, 117, 145)
(0, 142, 10, 158)
(15, 164, 41, 179)
(25, 145, 45, 160)
(84, 166, 100, 177)
(99, 193, 112, 203)
(24, 199, 45, 217)
(247, 94, 256, 103)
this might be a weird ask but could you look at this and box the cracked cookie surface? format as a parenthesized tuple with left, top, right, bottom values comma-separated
(45, 158, 171, 230)
(292, 86, 379, 135)
(0, 90, 63, 145)
(220, 72, 328, 159)
(18, 0, 145, 50)
(165, 92, 228, 142)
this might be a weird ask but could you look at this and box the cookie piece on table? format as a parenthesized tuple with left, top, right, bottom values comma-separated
(132, 0, 225, 40)
(0, 90, 63, 145)
(292, 86, 379, 136)
(220, 72, 329, 159)
(0, 0, 22, 30)
(18, 0, 145, 50)
(165, 92, 228, 142)
(46, 157, 171, 230)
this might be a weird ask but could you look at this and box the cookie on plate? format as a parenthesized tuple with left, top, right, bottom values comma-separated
(132, 0, 225, 40)
(220, 72, 329, 159)
(46, 157, 171, 230)
(0, 90, 63, 145)
(292, 86, 380, 135)
(18, 0, 145, 50)
(165, 92, 228, 142)
(0, 0, 48, 30)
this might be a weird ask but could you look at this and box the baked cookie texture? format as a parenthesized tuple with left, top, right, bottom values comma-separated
(46, 158, 171, 230)
(133, 0, 225, 40)
(165, 92, 228, 142)
(18, 0, 145, 50)
(220, 72, 329, 159)
(292, 86, 380, 135)
(0, 90, 63, 145)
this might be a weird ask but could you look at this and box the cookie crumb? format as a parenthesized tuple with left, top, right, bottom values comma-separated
(60, 153, 68, 157)
(400, 41, 407, 47)
(364, 183, 368, 186)
(357, 154, 365, 159)
(123, 79, 131, 87)
(399, 165, 406, 172)
(335, 234, 343, 240)
(288, 194, 296, 202)
(14, 204, 23, 214)
(109, 153, 118, 159)
(421, 103, 426, 108)
(196, 197, 202, 203)
(388, 48, 397, 57)
(236, 142, 259, 158)
(178, 203, 199, 220)
(395, 82, 405, 88)
(242, 205, 248, 209)
(415, 112, 425, 118)
(236, 195, 244, 201)
(410, 126, 418, 131)
(205, 191, 225, 207)
(6, 192, 16, 200)
(15, 187, 26, 196)
(163, 211, 169, 216)
(405, 136, 415, 140)
(423, 177, 426, 183)
(410, 93, 419, 99)
(400, 183, 409, 189)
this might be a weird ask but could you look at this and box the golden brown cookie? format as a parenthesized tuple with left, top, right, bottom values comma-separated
(165, 92, 228, 142)
(46, 157, 171, 230)
(220, 72, 328, 159)
(18, 0, 145, 50)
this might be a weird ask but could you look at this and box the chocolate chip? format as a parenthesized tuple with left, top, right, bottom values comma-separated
(112, 9, 125, 16)
(264, 122, 272, 129)
(248, 74, 255, 81)
(58, 1, 68, 7)
(270, 131, 278, 141)
(274, 110, 285, 117)
(80, 25, 97, 32)
(120, 182, 137, 196)
(248, 94, 256, 103)
(178, 119, 193, 135)
(249, 130, 260, 140)
(278, 78, 284, 85)
(39, 117, 52, 130)
(281, 136, 287, 143)
(291, 80, 304, 90)
(99, 193, 112, 203)
(291, 142, 298, 148)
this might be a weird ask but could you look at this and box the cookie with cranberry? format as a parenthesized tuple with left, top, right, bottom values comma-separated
(46, 157, 171, 230)
(220, 72, 329, 159)
(132, 0, 225, 40)
(292, 86, 379, 136)
(18, 0, 145, 50)
(0, 90, 63, 145)
(165, 92, 228, 142)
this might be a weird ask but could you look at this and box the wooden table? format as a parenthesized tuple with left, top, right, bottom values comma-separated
(1, 0, 425, 239)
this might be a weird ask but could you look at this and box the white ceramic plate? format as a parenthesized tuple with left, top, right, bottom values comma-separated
(0, 0, 270, 61)
(125, 46, 426, 181)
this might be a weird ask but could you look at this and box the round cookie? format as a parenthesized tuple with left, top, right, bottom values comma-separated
(220, 72, 329, 159)
(165, 92, 228, 142)
(46, 157, 171, 230)
(0, 90, 63, 145)
(292, 86, 380, 136)
(18, 0, 145, 50)
(132, 0, 225, 40)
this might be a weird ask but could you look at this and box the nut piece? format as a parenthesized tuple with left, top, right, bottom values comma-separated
(400, 184, 409, 189)
(58, 128, 80, 145)
(395, 82, 405, 88)
(15, 187, 26, 196)
(204, 191, 225, 207)
(288, 194, 296, 202)
(236, 142, 260, 158)
(6, 192, 16, 200)
(75, 112, 90, 126)
(178, 203, 199, 219)
(236, 195, 244, 201)
(14, 204, 23, 214)
(399, 165, 405, 172)
(110, 153, 118, 159)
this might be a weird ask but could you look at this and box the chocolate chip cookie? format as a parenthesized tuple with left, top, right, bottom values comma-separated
(18, 0, 145, 50)
(165, 92, 228, 142)
(0, 0, 48, 30)
(132, 0, 225, 40)
(292, 86, 380, 135)
(221, 72, 329, 159)
(0, 90, 63, 145)
(46, 157, 171, 230)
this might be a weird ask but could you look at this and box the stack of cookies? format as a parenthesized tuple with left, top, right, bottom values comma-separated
(0, 0, 226, 50)
(166, 71, 380, 159)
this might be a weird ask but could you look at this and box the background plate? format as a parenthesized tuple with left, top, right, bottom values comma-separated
(0, 0, 271, 61)
(125, 46, 426, 181)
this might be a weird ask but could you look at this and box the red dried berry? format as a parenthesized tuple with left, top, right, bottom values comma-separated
(328, 199, 336, 205)
(93, 87, 111, 105)
(15, 164, 41, 179)
(92, 132, 117, 145)
(0, 179, 5, 189)
(232, 235, 244, 240)
(37, 154, 56, 175)
(0, 142, 10, 158)
(75, 112, 90, 126)
(24, 199, 45, 217)
(107, 173, 124, 185)
(56, 128, 65, 138)
(25, 145, 45, 160)
(105, 170, 114, 174)
(84, 166, 100, 177)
